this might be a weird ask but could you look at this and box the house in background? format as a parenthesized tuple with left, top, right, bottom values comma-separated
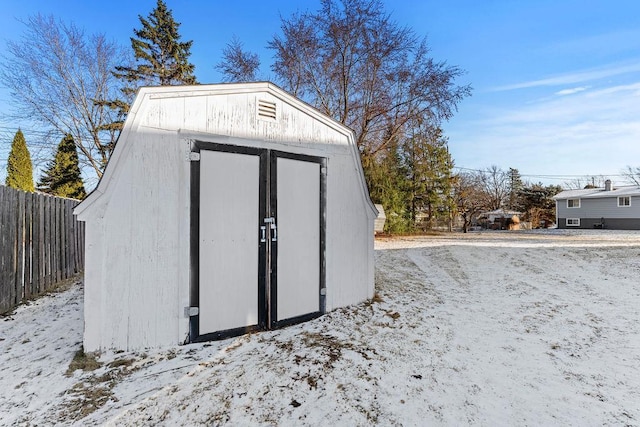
(553, 180, 640, 229)
(477, 209, 522, 230)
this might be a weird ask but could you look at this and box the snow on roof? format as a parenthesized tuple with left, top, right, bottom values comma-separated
(553, 185, 640, 200)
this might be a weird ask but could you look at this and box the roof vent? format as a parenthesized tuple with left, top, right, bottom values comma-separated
(605, 179, 612, 191)
(257, 99, 277, 121)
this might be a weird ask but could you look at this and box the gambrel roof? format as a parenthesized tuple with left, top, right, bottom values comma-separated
(75, 82, 376, 219)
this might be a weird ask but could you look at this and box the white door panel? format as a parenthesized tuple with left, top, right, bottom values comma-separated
(276, 157, 320, 320)
(199, 150, 259, 333)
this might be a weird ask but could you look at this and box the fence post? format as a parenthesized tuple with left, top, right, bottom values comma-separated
(31, 193, 40, 296)
(7, 189, 18, 308)
(24, 192, 33, 299)
(0, 187, 11, 312)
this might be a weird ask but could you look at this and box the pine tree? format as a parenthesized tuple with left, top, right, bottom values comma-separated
(5, 129, 34, 192)
(403, 126, 454, 230)
(38, 134, 86, 199)
(364, 134, 412, 234)
(507, 167, 524, 210)
(118, 0, 196, 87)
(519, 183, 561, 228)
(102, 0, 197, 131)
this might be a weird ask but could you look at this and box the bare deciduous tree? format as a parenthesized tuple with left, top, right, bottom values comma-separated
(453, 172, 489, 233)
(0, 14, 126, 180)
(621, 166, 640, 185)
(216, 35, 260, 82)
(268, 0, 471, 159)
(562, 175, 609, 189)
(479, 165, 510, 210)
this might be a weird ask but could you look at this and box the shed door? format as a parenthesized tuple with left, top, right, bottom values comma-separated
(190, 142, 325, 342)
(197, 148, 266, 339)
(270, 153, 323, 327)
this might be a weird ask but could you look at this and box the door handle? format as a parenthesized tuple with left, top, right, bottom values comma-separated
(263, 217, 277, 242)
(260, 226, 266, 243)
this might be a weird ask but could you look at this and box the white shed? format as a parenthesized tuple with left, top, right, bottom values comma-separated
(74, 82, 377, 351)
(374, 204, 386, 234)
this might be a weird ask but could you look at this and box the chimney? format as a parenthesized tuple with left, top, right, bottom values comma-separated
(605, 179, 612, 191)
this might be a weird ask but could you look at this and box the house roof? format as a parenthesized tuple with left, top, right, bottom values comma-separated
(553, 185, 640, 200)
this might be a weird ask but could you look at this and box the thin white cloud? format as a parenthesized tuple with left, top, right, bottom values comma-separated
(555, 86, 589, 96)
(491, 62, 640, 92)
(447, 79, 640, 180)
(586, 81, 640, 96)
(544, 29, 640, 58)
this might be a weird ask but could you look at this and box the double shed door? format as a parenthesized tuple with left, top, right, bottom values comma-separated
(190, 142, 326, 342)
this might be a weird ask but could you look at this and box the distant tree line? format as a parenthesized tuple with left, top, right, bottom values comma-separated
(454, 166, 562, 232)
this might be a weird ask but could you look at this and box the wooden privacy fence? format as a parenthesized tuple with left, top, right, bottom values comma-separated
(0, 185, 84, 314)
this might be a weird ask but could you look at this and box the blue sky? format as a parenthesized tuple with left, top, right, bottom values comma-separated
(1, 0, 639, 186)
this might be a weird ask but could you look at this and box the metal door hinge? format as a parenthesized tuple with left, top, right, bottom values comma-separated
(184, 306, 199, 317)
(189, 152, 200, 162)
(320, 288, 327, 296)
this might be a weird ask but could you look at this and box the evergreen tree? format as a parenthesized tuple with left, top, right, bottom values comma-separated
(507, 167, 524, 210)
(103, 0, 197, 131)
(364, 134, 412, 234)
(38, 134, 86, 199)
(364, 124, 456, 234)
(403, 126, 454, 230)
(519, 183, 561, 228)
(5, 129, 34, 192)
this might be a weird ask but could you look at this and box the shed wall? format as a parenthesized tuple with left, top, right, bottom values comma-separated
(80, 85, 375, 351)
(325, 152, 375, 310)
(84, 130, 188, 350)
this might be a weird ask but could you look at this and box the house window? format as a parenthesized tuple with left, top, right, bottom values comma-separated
(566, 218, 580, 227)
(567, 199, 580, 208)
(618, 196, 631, 207)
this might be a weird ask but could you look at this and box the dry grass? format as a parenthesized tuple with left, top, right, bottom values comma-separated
(66, 347, 101, 376)
(59, 349, 143, 423)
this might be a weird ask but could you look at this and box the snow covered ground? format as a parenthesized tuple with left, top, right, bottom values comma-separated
(1, 229, 639, 426)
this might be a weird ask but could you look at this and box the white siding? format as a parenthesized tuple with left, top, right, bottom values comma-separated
(325, 153, 375, 310)
(83, 130, 185, 350)
(77, 83, 376, 351)
(82, 217, 104, 351)
(137, 91, 350, 147)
